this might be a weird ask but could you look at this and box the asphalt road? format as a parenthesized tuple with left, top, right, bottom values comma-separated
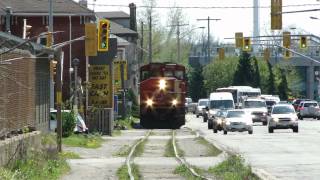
(186, 114, 320, 180)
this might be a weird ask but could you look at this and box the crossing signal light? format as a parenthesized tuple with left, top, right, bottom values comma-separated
(271, 0, 282, 30)
(218, 48, 225, 60)
(264, 48, 270, 61)
(283, 32, 290, 48)
(50, 60, 57, 80)
(98, 19, 110, 51)
(243, 37, 251, 51)
(300, 36, 307, 49)
(235, 32, 243, 48)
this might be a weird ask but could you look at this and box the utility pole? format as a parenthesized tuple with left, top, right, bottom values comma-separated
(197, 17, 221, 62)
(73, 58, 80, 114)
(5, 7, 12, 33)
(148, 11, 152, 63)
(169, 22, 188, 62)
(140, 21, 144, 65)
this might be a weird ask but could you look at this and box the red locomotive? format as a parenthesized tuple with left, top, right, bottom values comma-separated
(139, 62, 186, 129)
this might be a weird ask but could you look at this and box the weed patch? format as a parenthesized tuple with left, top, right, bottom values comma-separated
(60, 151, 81, 159)
(164, 138, 184, 157)
(208, 155, 259, 180)
(195, 137, 222, 156)
(62, 133, 103, 148)
(174, 164, 203, 180)
(113, 145, 131, 157)
(132, 138, 148, 157)
(117, 164, 141, 180)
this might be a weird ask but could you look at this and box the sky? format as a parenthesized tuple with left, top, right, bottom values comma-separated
(76, 0, 320, 43)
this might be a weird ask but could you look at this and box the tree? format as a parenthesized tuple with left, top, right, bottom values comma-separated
(233, 52, 255, 86)
(253, 57, 261, 87)
(278, 70, 289, 100)
(188, 63, 206, 101)
(267, 61, 276, 94)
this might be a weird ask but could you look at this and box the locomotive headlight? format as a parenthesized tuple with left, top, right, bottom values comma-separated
(159, 79, 166, 90)
(172, 99, 178, 106)
(146, 99, 153, 107)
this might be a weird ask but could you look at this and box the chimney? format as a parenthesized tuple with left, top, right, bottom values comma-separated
(79, 0, 88, 7)
(129, 3, 137, 31)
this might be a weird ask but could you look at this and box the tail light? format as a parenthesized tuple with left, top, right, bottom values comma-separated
(298, 107, 304, 111)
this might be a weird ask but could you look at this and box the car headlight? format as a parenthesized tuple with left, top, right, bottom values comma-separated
(272, 118, 279, 122)
(263, 112, 267, 116)
(217, 119, 222, 124)
(291, 117, 298, 121)
(159, 79, 166, 90)
(226, 121, 230, 125)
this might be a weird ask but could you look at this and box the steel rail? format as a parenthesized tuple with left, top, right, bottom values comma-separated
(126, 130, 151, 180)
(172, 130, 213, 180)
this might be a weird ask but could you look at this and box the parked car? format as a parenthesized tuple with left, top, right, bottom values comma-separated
(292, 98, 311, 111)
(185, 97, 197, 113)
(212, 110, 228, 133)
(297, 101, 320, 120)
(222, 110, 253, 135)
(242, 97, 268, 125)
(268, 104, 298, 133)
(196, 99, 209, 118)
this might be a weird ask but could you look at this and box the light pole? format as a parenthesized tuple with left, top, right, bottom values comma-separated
(73, 58, 80, 114)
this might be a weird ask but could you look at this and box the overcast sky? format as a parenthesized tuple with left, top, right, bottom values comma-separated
(76, 0, 320, 43)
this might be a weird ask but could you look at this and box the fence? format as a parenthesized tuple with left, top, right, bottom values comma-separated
(86, 108, 113, 135)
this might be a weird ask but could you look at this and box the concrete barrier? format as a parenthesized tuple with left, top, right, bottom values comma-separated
(0, 131, 41, 166)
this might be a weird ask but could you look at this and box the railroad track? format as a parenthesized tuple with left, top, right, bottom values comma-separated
(125, 129, 215, 180)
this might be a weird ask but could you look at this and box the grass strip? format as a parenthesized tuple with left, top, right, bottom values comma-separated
(132, 138, 148, 157)
(113, 145, 131, 157)
(112, 130, 122, 136)
(174, 164, 203, 180)
(59, 151, 81, 159)
(117, 164, 141, 180)
(208, 155, 260, 180)
(62, 133, 103, 149)
(164, 137, 184, 157)
(195, 137, 222, 157)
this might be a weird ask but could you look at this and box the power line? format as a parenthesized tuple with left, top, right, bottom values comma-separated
(89, 3, 320, 9)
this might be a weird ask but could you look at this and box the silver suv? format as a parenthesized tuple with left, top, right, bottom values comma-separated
(297, 101, 320, 120)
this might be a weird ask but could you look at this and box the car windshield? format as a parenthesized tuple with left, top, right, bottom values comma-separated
(272, 106, 295, 114)
(227, 111, 245, 118)
(266, 101, 276, 106)
(217, 111, 228, 117)
(304, 103, 318, 107)
(199, 101, 208, 106)
(210, 100, 233, 109)
(244, 101, 266, 108)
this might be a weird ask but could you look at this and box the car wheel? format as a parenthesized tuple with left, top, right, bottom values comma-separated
(204, 118, 208, 122)
(196, 114, 199, 118)
(248, 130, 253, 134)
(262, 121, 267, 126)
(213, 129, 218, 133)
(313, 116, 316, 119)
(293, 127, 299, 133)
(208, 122, 213, 129)
(268, 127, 274, 133)
(223, 130, 227, 135)
(298, 115, 303, 120)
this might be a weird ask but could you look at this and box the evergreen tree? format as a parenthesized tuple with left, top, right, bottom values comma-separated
(188, 63, 206, 101)
(233, 52, 255, 86)
(278, 71, 289, 100)
(253, 57, 261, 88)
(267, 62, 276, 94)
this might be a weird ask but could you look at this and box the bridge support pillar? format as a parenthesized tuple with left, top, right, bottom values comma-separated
(306, 66, 315, 100)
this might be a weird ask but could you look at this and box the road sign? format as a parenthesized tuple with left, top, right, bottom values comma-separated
(89, 65, 112, 108)
(283, 31, 290, 48)
(271, 0, 282, 30)
(235, 32, 243, 48)
(113, 60, 127, 93)
(85, 23, 97, 56)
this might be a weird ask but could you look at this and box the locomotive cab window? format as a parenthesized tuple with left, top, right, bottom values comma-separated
(164, 70, 174, 77)
(175, 70, 184, 79)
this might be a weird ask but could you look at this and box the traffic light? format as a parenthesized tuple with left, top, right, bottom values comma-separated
(218, 48, 225, 60)
(50, 60, 57, 80)
(300, 36, 307, 49)
(46, 32, 52, 47)
(243, 37, 251, 51)
(264, 48, 270, 61)
(85, 23, 97, 56)
(283, 31, 290, 48)
(271, 0, 282, 30)
(235, 32, 243, 48)
(284, 49, 291, 59)
(98, 19, 110, 52)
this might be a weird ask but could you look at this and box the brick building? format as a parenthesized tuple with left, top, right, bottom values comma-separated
(0, 0, 96, 101)
(0, 32, 51, 133)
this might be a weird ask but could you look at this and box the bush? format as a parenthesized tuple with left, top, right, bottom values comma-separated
(62, 111, 76, 137)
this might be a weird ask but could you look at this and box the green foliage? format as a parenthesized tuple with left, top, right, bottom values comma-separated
(174, 164, 203, 180)
(253, 57, 261, 87)
(233, 52, 256, 86)
(127, 89, 139, 118)
(62, 111, 76, 137)
(202, 56, 238, 93)
(114, 116, 139, 130)
(113, 145, 131, 157)
(277, 70, 289, 100)
(195, 137, 222, 157)
(188, 63, 207, 101)
(267, 61, 276, 94)
(62, 133, 103, 149)
(59, 151, 81, 159)
(208, 155, 259, 180)
(117, 164, 141, 180)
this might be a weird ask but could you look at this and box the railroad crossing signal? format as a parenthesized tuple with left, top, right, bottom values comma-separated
(300, 36, 307, 49)
(98, 19, 110, 52)
(218, 48, 225, 60)
(242, 37, 251, 51)
(283, 32, 291, 48)
(235, 32, 243, 48)
(50, 60, 57, 80)
(46, 32, 52, 47)
(271, 0, 282, 30)
(85, 23, 97, 56)
(264, 48, 270, 61)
